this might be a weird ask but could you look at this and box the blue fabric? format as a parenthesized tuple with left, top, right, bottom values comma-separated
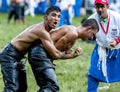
(0, 0, 8, 12)
(50, 0, 57, 6)
(88, 44, 120, 92)
(87, 75, 99, 92)
(58, 10, 71, 26)
(35, 1, 46, 14)
(89, 44, 120, 82)
(73, 0, 83, 17)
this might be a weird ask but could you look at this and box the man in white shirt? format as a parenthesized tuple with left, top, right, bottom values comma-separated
(88, 0, 120, 92)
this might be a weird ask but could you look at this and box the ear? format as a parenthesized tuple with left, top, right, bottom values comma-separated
(44, 14, 47, 20)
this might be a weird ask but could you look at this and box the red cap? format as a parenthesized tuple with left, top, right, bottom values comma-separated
(94, 0, 109, 5)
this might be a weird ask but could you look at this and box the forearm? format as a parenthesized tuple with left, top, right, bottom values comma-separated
(60, 53, 75, 59)
(52, 52, 74, 60)
(60, 47, 82, 59)
(110, 37, 120, 47)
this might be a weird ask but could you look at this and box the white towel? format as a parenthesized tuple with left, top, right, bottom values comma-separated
(98, 46, 110, 90)
(98, 46, 109, 82)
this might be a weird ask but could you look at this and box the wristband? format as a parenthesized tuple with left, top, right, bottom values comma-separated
(115, 38, 120, 44)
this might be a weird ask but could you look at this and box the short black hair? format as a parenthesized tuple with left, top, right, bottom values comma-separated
(82, 19, 99, 31)
(45, 6, 61, 15)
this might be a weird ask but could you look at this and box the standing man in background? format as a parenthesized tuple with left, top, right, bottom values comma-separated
(88, 0, 120, 92)
(16, 0, 26, 24)
(25, 0, 36, 17)
(56, 0, 75, 26)
(7, 0, 18, 24)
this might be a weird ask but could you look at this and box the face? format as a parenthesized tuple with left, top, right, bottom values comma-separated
(95, 4, 108, 18)
(45, 11, 61, 29)
(81, 28, 98, 41)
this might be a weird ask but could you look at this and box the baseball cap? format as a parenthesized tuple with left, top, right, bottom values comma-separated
(94, 0, 109, 5)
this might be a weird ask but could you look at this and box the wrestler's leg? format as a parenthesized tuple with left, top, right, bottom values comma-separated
(28, 57, 59, 92)
(38, 68, 59, 92)
(0, 55, 19, 92)
(17, 60, 27, 92)
(28, 45, 59, 92)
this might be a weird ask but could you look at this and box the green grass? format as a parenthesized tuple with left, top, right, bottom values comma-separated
(0, 12, 120, 92)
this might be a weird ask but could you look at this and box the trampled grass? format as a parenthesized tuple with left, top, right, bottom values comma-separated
(0, 12, 120, 92)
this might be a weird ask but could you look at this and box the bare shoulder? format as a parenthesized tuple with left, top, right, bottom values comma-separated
(56, 25, 78, 39)
(30, 22, 48, 36)
(51, 25, 77, 37)
(58, 25, 76, 32)
(65, 25, 77, 35)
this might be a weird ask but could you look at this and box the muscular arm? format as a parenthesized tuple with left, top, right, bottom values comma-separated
(54, 30, 76, 51)
(39, 30, 64, 59)
(39, 29, 81, 59)
(50, 27, 82, 59)
(34, 23, 83, 60)
(60, 46, 83, 59)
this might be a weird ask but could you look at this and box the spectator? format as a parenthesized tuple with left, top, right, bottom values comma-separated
(88, 0, 120, 91)
(7, 0, 18, 24)
(56, 0, 75, 26)
(25, 0, 36, 17)
(16, 0, 26, 24)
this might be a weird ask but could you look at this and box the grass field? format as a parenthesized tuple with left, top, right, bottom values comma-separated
(0, 12, 120, 92)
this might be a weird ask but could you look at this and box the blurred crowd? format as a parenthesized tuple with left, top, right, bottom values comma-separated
(0, 0, 120, 25)
(0, 0, 83, 25)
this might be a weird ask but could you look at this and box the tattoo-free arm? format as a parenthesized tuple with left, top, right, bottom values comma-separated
(40, 30, 65, 59)
(60, 46, 83, 59)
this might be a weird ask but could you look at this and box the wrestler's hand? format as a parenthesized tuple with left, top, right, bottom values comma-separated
(109, 40, 117, 47)
(60, 47, 82, 59)
(65, 49, 72, 54)
(73, 46, 83, 58)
